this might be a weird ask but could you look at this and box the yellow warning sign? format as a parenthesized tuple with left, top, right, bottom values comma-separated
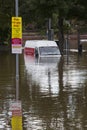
(12, 17, 22, 39)
(11, 17, 22, 54)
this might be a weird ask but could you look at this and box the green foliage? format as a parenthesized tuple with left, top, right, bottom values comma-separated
(0, 0, 87, 44)
(0, 0, 14, 44)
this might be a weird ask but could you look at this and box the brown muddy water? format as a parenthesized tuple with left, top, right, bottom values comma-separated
(0, 50, 87, 130)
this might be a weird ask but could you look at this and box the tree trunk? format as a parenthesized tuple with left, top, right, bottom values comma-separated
(58, 17, 64, 55)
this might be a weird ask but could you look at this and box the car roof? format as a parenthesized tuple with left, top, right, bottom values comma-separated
(25, 40, 58, 48)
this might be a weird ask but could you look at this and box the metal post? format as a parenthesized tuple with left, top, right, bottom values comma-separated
(15, 0, 18, 16)
(48, 18, 51, 30)
(47, 18, 54, 40)
(15, 0, 19, 101)
(66, 32, 69, 64)
(66, 32, 69, 55)
(16, 54, 19, 100)
(77, 29, 81, 53)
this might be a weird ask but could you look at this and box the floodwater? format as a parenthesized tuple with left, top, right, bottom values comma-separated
(0, 50, 87, 130)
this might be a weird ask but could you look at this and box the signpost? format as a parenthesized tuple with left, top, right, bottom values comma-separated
(11, 0, 22, 101)
(11, 1, 22, 129)
(12, 16, 22, 100)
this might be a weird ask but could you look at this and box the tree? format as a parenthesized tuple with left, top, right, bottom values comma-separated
(0, 0, 15, 44)
(19, 0, 73, 55)
(54, 0, 73, 55)
(0, 0, 87, 48)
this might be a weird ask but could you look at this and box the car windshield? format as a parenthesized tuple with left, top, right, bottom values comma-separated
(39, 46, 60, 55)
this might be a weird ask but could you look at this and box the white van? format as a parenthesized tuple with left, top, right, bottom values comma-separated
(24, 40, 61, 57)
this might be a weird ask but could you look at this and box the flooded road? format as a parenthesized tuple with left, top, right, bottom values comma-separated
(0, 51, 87, 130)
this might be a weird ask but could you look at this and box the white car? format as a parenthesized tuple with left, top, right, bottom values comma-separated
(24, 40, 61, 57)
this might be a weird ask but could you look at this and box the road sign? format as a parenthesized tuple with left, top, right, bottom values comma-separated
(12, 17, 22, 54)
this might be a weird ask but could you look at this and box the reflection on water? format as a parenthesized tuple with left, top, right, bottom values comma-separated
(0, 52, 87, 129)
(24, 55, 61, 96)
(0, 53, 15, 129)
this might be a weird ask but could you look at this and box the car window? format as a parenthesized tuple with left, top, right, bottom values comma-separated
(39, 46, 60, 55)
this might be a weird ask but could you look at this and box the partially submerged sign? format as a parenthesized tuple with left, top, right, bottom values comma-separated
(12, 17, 22, 54)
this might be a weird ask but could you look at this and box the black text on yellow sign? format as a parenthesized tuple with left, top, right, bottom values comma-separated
(12, 17, 22, 39)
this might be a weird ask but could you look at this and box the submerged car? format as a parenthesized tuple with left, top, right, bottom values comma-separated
(24, 40, 61, 57)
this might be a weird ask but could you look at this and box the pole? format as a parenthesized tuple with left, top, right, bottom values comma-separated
(15, 0, 18, 16)
(66, 32, 69, 64)
(48, 18, 51, 40)
(15, 0, 19, 101)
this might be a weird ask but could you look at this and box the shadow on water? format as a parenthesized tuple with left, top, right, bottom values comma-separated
(0, 51, 87, 129)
